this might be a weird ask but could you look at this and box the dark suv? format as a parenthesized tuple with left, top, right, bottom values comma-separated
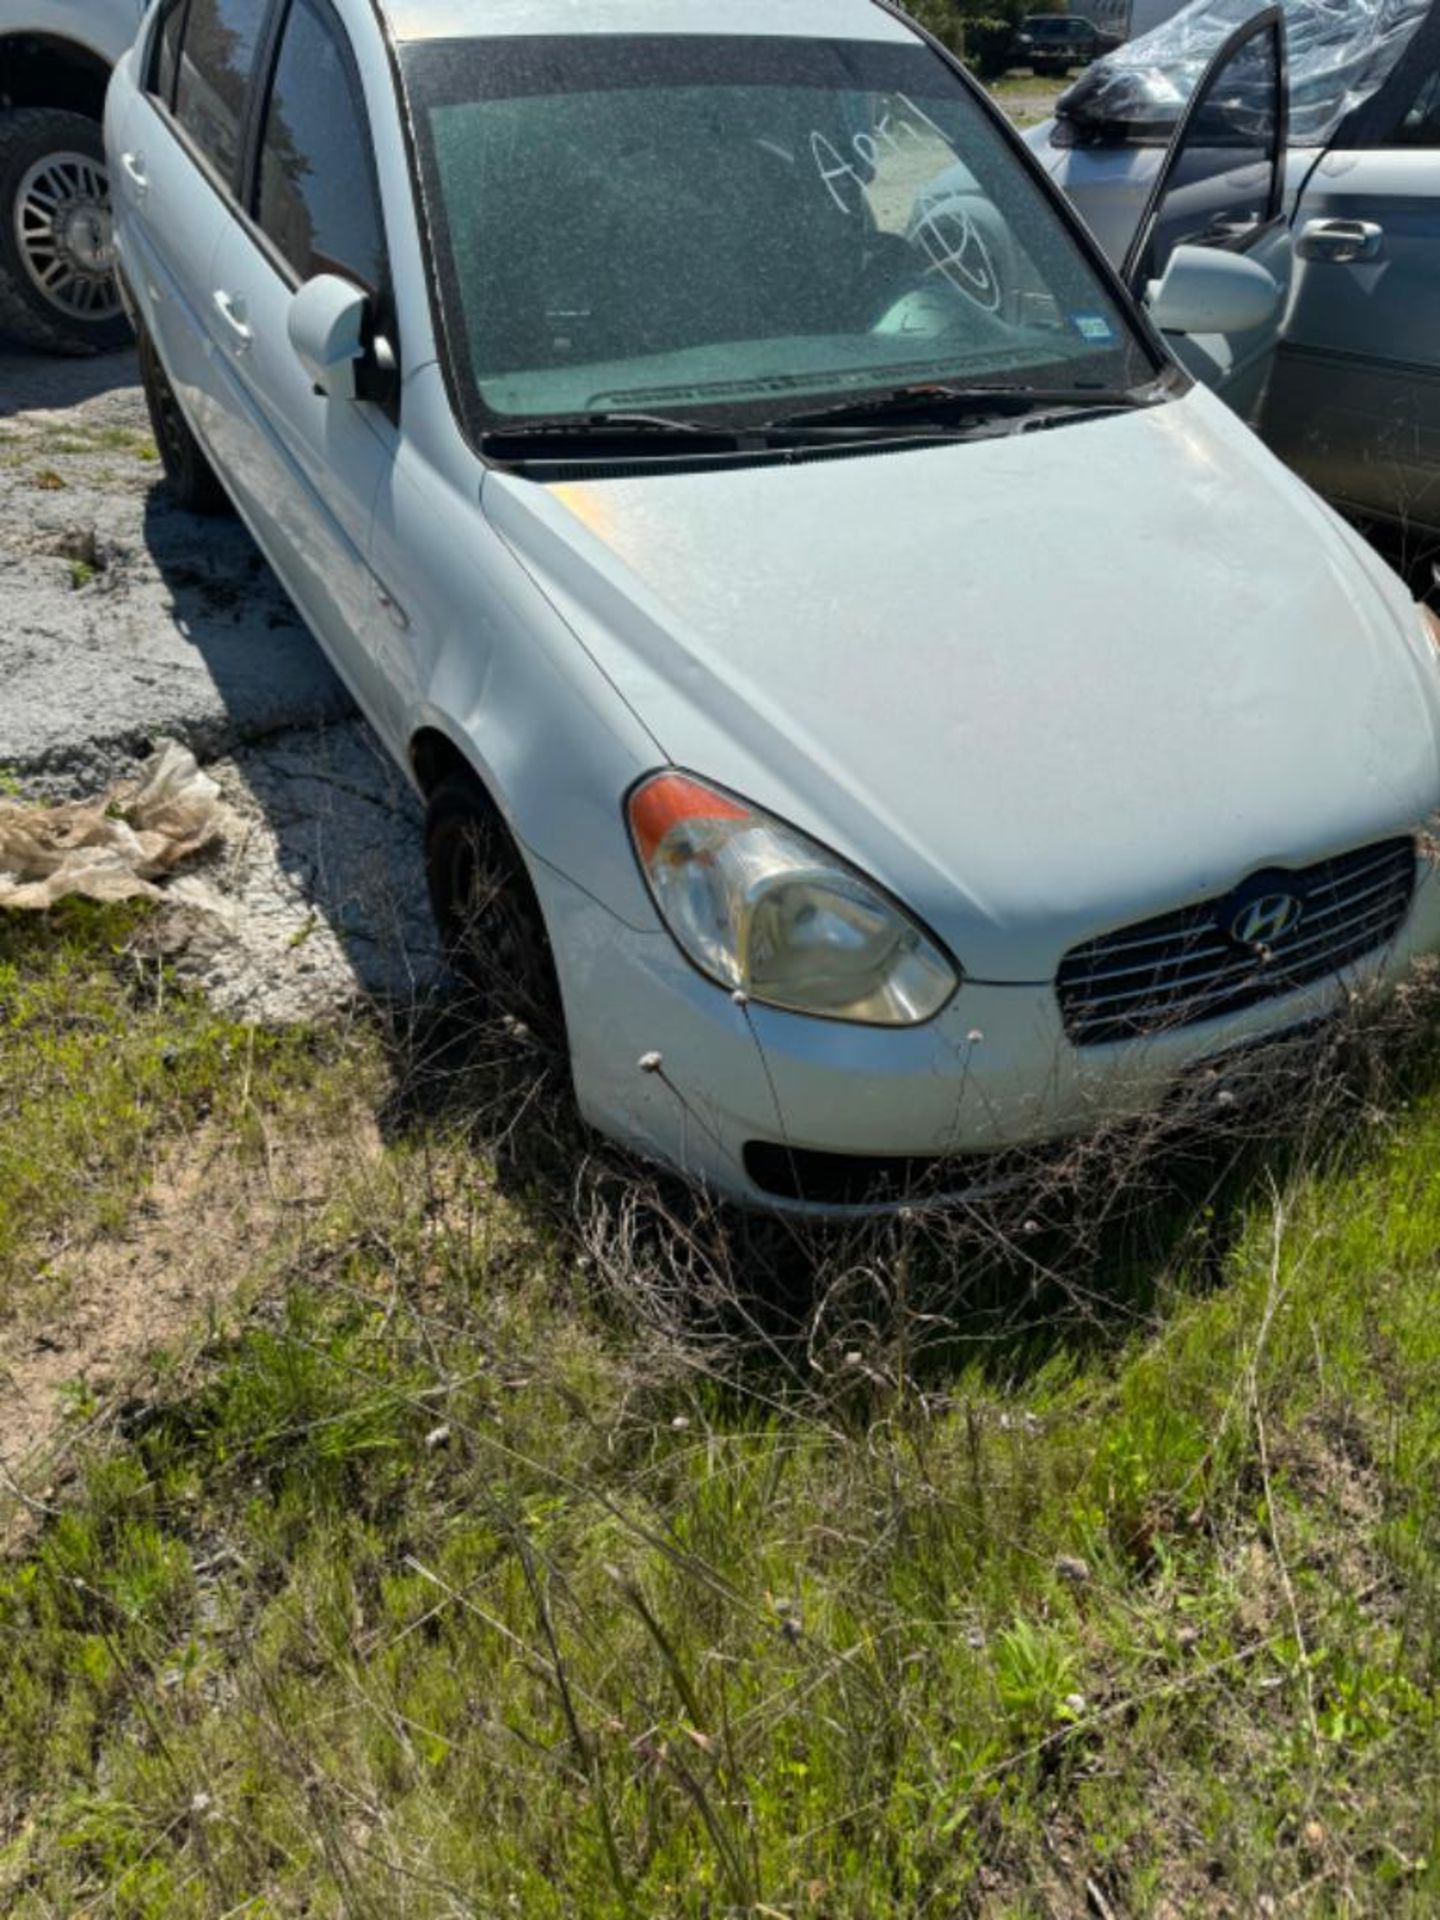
(1013, 16, 1117, 77)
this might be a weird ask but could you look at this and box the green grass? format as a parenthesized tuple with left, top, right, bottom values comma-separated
(33, 425, 157, 460)
(0, 423, 158, 466)
(0, 903, 367, 1315)
(0, 910, 1437, 1914)
(988, 72, 1070, 129)
(986, 72, 1071, 100)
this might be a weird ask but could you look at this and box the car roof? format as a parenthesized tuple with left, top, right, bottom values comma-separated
(386, 0, 917, 48)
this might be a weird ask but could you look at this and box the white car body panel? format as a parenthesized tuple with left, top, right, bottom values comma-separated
(484, 386, 1440, 988)
(3, 0, 140, 66)
(390, 0, 913, 44)
(205, 213, 397, 721)
(107, 47, 228, 421)
(541, 849, 1440, 1202)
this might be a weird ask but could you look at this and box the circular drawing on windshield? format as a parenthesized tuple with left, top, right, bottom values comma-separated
(912, 201, 1003, 315)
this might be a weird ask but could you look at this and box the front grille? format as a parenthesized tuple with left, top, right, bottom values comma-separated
(1057, 838, 1416, 1048)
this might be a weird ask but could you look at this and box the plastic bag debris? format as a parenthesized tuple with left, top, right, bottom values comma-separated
(1058, 0, 1429, 146)
(0, 740, 223, 909)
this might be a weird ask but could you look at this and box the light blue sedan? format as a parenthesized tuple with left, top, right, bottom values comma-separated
(105, 0, 1440, 1210)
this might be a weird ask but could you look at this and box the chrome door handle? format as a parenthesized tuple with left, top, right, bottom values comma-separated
(212, 289, 253, 350)
(119, 149, 147, 194)
(1297, 217, 1384, 264)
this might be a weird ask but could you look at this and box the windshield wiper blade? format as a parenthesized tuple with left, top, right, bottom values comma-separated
(484, 409, 721, 442)
(768, 382, 1163, 433)
(480, 408, 751, 462)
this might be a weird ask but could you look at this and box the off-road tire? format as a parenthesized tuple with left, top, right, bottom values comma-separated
(137, 322, 232, 515)
(424, 773, 567, 1052)
(0, 108, 130, 355)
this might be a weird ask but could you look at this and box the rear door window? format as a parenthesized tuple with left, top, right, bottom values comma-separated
(253, 0, 387, 293)
(173, 0, 269, 184)
(148, 0, 188, 108)
(1391, 67, 1440, 146)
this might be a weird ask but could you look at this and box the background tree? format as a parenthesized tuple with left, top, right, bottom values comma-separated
(903, 0, 1066, 80)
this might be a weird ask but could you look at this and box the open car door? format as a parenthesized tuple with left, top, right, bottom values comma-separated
(1257, 13, 1440, 541)
(1122, 5, 1290, 423)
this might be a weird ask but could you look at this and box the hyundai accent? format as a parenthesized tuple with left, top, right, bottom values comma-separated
(105, 0, 1440, 1209)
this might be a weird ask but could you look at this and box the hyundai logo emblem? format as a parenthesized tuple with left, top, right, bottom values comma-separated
(1228, 892, 1304, 950)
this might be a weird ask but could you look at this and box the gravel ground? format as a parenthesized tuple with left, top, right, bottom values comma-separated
(1, 343, 441, 1020)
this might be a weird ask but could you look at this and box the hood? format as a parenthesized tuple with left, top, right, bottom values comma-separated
(483, 387, 1440, 980)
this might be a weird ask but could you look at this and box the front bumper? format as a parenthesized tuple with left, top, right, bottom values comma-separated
(531, 852, 1440, 1215)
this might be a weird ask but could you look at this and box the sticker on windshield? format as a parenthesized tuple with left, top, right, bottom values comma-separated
(1069, 313, 1117, 344)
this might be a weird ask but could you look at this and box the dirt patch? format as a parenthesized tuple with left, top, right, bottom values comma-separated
(0, 1104, 382, 1530)
(122, 725, 442, 1023)
(0, 351, 352, 795)
(2, 350, 442, 1019)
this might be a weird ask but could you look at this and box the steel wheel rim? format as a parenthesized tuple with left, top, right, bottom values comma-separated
(14, 151, 121, 323)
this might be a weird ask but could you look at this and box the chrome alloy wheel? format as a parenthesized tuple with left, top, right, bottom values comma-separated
(14, 151, 121, 323)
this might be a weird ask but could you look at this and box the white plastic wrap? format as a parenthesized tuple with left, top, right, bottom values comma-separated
(0, 741, 223, 909)
(1057, 0, 1430, 146)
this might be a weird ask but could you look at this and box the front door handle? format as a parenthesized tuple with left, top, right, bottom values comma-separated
(1297, 217, 1384, 265)
(212, 288, 253, 350)
(119, 150, 147, 195)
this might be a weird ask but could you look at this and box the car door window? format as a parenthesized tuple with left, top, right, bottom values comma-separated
(173, 0, 269, 184)
(1122, 7, 1286, 293)
(253, 0, 387, 294)
(1391, 68, 1440, 147)
(148, 0, 188, 110)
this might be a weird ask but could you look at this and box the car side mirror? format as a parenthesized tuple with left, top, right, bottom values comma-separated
(1144, 244, 1281, 336)
(288, 273, 370, 400)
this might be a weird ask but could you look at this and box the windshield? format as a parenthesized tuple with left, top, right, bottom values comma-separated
(399, 32, 1155, 435)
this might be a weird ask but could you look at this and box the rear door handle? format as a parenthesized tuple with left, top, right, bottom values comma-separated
(119, 150, 147, 195)
(1297, 217, 1384, 264)
(212, 288, 253, 350)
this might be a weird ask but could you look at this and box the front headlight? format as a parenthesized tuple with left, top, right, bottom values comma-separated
(1422, 602, 1440, 653)
(627, 771, 959, 1026)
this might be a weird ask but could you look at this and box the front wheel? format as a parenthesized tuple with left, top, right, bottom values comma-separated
(0, 108, 129, 355)
(424, 774, 568, 1055)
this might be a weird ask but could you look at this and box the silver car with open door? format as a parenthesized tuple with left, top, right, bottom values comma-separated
(1029, 0, 1440, 541)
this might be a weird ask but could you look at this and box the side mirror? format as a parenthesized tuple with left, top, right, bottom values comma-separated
(288, 273, 369, 400)
(1144, 244, 1281, 336)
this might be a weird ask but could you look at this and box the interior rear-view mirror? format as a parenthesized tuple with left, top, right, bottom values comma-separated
(1144, 244, 1281, 337)
(288, 273, 369, 400)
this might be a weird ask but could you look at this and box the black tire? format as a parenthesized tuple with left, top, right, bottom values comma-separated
(137, 323, 232, 516)
(424, 774, 567, 1052)
(0, 107, 130, 355)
